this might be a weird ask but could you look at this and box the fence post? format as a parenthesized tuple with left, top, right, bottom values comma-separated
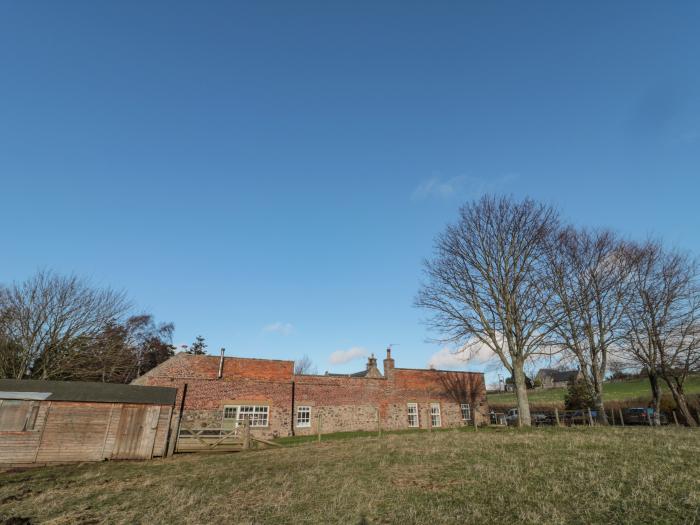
(555, 408, 560, 427)
(619, 408, 625, 427)
(242, 419, 250, 450)
(587, 408, 594, 427)
(376, 408, 382, 438)
(428, 407, 432, 432)
(673, 411, 679, 427)
(317, 414, 323, 442)
(473, 412, 478, 431)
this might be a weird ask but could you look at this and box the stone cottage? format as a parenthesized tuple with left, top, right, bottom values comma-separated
(133, 348, 488, 439)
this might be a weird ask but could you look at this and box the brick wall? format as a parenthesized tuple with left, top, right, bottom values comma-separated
(134, 352, 488, 439)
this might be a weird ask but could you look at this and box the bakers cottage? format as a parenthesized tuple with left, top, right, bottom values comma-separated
(133, 348, 488, 438)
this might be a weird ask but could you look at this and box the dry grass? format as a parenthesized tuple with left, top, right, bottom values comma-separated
(2, 427, 700, 524)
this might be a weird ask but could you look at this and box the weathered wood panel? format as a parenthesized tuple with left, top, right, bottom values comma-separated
(112, 405, 161, 460)
(0, 403, 49, 464)
(152, 406, 172, 457)
(35, 402, 113, 463)
(1, 401, 173, 464)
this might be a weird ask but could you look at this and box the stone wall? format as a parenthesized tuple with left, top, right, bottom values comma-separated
(134, 352, 489, 439)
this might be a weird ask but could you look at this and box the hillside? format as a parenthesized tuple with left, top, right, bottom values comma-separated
(2, 427, 699, 524)
(487, 375, 700, 406)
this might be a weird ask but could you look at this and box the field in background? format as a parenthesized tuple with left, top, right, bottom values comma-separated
(2, 427, 699, 524)
(487, 375, 700, 407)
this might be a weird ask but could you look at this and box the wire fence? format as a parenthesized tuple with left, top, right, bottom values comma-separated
(489, 407, 698, 427)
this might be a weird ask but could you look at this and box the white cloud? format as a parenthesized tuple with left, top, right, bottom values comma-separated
(328, 346, 367, 365)
(411, 173, 519, 201)
(427, 347, 468, 370)
(427, 341, 497, 370)
(263, 322, 294, 336)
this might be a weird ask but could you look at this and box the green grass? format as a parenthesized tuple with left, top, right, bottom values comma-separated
(2, 427, 699, 524)
(488, 375, 700, 406)
(274, 426, 468, 446)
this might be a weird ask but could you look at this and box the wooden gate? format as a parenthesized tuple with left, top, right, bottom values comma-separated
(112, 405, 161, 459)
(174, 420, 280, 453)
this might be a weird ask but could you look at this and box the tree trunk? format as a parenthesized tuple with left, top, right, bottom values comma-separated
(513, 363, 532, 427)
(648, 371, 662, 426)
(665, 377, 698, 427)
(591, 370, 608, 425)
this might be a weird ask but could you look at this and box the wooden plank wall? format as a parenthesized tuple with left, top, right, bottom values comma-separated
(0, 403, 50, 464)
(35, 402, 114, 463)
(152, 406, 172, 457)
(0, 401, 173, 465)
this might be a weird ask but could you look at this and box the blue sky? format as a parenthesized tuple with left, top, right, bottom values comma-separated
(1, 2, 699, 384)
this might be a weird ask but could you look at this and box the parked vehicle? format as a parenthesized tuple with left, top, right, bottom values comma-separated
(505, 408, 548, 426)
(559, 409, 598, 425)
(622, 407, 668, 425)
(532, 413, 549, 426)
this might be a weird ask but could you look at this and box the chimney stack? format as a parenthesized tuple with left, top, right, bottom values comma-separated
(218, 348, 225, 379)
(383, 347, 395, 377)
(364, 354, 382, 378)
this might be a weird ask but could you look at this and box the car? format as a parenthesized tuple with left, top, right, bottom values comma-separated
(532, 412, 549, 426)
(560, 409, 598, 425)
(505, 408, 519, 426)
(505, 408, 549, 426)
(622, 407, 668, 425)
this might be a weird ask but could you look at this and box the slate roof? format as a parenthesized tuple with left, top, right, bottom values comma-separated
(536, 369, 579, 382)
(0, 379, 177, 405)
(323, 369, 374, 378)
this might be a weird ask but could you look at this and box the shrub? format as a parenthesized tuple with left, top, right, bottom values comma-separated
(564, 379, 595, 410)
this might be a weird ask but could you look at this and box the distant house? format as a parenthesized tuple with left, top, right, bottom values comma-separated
(535, 369, 581, 389)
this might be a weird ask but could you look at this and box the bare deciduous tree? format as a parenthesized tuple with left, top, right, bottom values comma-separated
(65, 314, 175, 383)
(0, 270, 130, 379)
(416, 195, 559, 426)
(294, 354, 317, 375)
(623, 241, 700, 426)
(543, 228, 633, 424)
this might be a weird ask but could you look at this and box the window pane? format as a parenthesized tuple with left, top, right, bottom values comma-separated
(430, 403, 441, 428)
(407, 403, 418, 428)
(223, 405, 269, 427)
(297, 406, 311, 427)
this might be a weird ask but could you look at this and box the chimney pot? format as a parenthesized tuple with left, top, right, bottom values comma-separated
(218, 348, 225, 379)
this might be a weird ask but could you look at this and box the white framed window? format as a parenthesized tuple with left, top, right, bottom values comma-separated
(407, 403, 419, 428)
(461, 403, 471, 421)
(430, 403, 441, 428)
(296, 406, 311, 427)
(222, 405, 269, 427)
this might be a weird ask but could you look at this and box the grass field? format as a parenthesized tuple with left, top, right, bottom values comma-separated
(2, 427, 699, 524)
(487, 375, 700, 406)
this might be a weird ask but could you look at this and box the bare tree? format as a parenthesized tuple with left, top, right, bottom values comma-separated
(65, 314, 175, 383)
(0, 270, 130, 379)
(623, 241, 700, 426)
(416, 195, 559, 426)
(543, 228, 633, 424)
(294, 354, 317, 375)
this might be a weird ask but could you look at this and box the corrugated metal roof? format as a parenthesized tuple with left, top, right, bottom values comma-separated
(0, 379, 177, 405)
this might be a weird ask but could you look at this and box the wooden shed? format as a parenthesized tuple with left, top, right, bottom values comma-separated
(0, 379, 177, 466)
